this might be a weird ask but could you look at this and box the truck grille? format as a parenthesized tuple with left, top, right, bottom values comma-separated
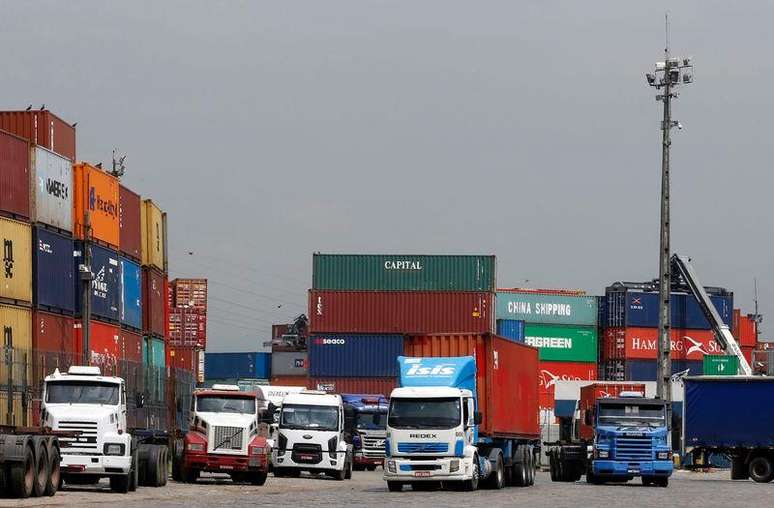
(397, 442, 448, 454)
(614, 435, 653, 461)
(212, 426, 244, 451)
(57, 420, 99, 453)
(362, 435, 386, 458)
(292, 444, 322, 464)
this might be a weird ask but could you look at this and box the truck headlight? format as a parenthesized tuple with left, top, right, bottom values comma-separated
(103, 443, 125, 456)
(657, 451, 670, 460)
(387, 460, 396, 473)
(449, 459, 460, 473)
(187, 443, 205, 452)
(597, 450, 609, 459)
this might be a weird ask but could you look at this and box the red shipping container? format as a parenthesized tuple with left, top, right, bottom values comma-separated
(170, 278, 208, 311)
(120, 327, 143, 364)
(168, 307, 207, 348)
(732, 310, 757, 348)
(167, 346, 199, 374)
(270, 375, 308, 387)
(32, 311, 76, 383)
(142, 267, 166, 337)
(0, 110, 76, 161)
(0, 129, 30, 219)
(601, 327, 721, 361)
(537, 361, 597, 413)
(404, 333, 539, 439)
(309, 290, 494, 334)
(308, 377, 397, 395)
(119, 185, 141, 261)
(578, 383, 646, 440)
(74, 320, 121, 373)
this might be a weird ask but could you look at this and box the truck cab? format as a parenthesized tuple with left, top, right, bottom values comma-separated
(587, 394, 673, 485)
(260, 386, 306, 451)
(341, 394, 388, 471)
(178, 384, 269, 485)
(42, 366, 136, 492)
(272, 391, 353, 480)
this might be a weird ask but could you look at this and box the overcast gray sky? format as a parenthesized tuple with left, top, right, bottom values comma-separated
(3, 1, 772, 351)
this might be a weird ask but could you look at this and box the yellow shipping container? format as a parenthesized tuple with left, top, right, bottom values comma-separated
(0, 392, 31, 427)
(141, 199, 166, 271)
(0, 217, 32, 303)
(0, 304, 32, 398)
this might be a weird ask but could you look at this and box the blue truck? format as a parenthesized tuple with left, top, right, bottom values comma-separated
(683, 376, 774, 483)
(341, 394, 389, 471)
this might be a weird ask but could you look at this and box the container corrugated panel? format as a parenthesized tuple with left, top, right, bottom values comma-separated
(312, 254, 496, 291)
(144, 336, 165, 367)
(170, 278, 208, 310)
(496, 291, 598, 326)
(74, 319, 121, 368)
(309, 377, 397, 395)
(271, 351, 308, 377)
(0, 217, 32, 304)
(31, 311, 75, 383)
(120, 257, 142, 329)
(142, 267, 165, 336)
(0, 303, 32, 350)
(119, 185, 141, 261)
(600, 359, 702, 381)
(600, 326, 720, 361)
(140, 199, 165, 270)
(74, 242, 120, 322)
(495, 319, 524, 342)
(30, 146, 72, 231)
(72, 163, 120, 248)
(309, 290, 494, 334)
(270, 375, 308, 387)
(523, 323, 597, 362)
(168, 308, 207, 348)
(168, 346, 199, 373)
(0, 129, 30, 219)
(605, 289, 733, 329)
(0, 111, 76, 161)
(32, 226, 75, 313)
(120, 327, 142, 363)
(309, 334, 403, 377)
(204, 352, 271, 380)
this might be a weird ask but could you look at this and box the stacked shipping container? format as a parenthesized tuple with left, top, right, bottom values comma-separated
(167, 278, 207, 384)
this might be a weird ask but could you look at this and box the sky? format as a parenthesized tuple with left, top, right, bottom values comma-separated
(3, 1, 772, 351)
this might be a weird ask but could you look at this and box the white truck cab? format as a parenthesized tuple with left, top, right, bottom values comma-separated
(42, 366, 136, 492)
(272, 391, 353, 480)
(258, 386, 306, 450)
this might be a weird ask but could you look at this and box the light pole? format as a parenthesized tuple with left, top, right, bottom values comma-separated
(645, 26, 694, 401)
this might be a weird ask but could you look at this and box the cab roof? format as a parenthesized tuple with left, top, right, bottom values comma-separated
(391, 387, 471, 399)
(283, 391, 342, 407)
(195, 389, 261, 399)
(44, 367, 122, 385)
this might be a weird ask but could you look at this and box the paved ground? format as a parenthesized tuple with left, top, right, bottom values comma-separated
(1, 469, 771, 507)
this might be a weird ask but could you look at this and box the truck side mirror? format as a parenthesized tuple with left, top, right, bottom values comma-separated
(136, 392, 145, 409)
(473, 412, 482, 425)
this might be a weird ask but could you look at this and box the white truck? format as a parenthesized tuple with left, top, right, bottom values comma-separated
(41, 366, 169, 493)
(272, 391, 354, 480)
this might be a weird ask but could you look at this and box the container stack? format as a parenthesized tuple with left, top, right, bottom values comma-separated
(599, 282, 734, 381)
(138, 199, 168, 378)
(495, 288, 599, 415)
(118, 184, 143, 372)
(167, 278, 208, 384)
(308, 254, 496, 394)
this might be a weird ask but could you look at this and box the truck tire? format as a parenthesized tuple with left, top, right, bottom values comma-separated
(749, 456, 774, 483)
(730, 457, 749, 480)
(526, 448, 535, 486)
(183, 466, 199, 483)
(387, 481, 403, 492)
(159, 446, 169, 486)
(10, 444, 35, 498)
(512, 446, 527, 486)
(353, 463, 366, 471)
(549, 455, 558, 482)
(483, 452, 505, 489)
(144, 445, 162, 487)
(32, 438, 49, 497)
(586, 470, 604, 485)
(129, 445, 139, 492)
(44, 443, 60, 496)
(345, 453, 353, 480)
(641, 476, 655, 486)
(110, 474, 130, 493)
(250, 471, 268, 486)
(462, 454, 480, 491)
(366, 464, 377, 471)
(655, 477, 669, 487)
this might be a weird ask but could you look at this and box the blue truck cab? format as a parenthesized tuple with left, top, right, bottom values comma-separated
(341, 394, 388, 471)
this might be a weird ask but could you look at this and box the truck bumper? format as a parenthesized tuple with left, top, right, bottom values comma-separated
(61, 454, 131, 475)
(354, 452, 384, 466)
(185, 453, 268, 473)
(383, 456, 471, 482)
(273, 451, 348, 471)
(593, 460, 673, 478)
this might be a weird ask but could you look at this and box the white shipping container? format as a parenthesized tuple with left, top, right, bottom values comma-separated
(271, 351, 308, 377)
(31, 146, 72, 231)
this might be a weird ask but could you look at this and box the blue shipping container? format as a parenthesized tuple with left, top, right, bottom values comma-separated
(496, 319, 525, 342)
(74, 242, 120, 322)
(33, 227, 75, 313)
(617, 359, 703, 381)
(205, 352, 271, 380)
(309, 334, 404, 378)
(605, 290, 733, 329)
(120, 257, 142, 329)
(684, 377, 774, 448)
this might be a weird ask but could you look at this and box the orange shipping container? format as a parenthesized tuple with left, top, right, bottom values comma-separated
(73, 163, 120, 248)
(270, 376, 308, 387)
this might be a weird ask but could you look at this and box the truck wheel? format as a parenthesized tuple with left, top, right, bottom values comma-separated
(387, 481, 403, 492)
(129, 446, 139, 492)
(138, 444, 150, 486)
(44, 444, 60, 496)
(183, 467, 199, 483)
(159, 446, 169, 486)
(366, 464, 377, 472)
(512, 446, 527, 486)
(10, 444, 35, 498)
(749, 457, 774, 483)
(273, 467, 286, 478)
(641, 476, 654, 486)
(250, 471, 268, 486)
(484, 453, 505, 489)
(526, 448, 535, 486)
(549, 455, 558, 482)
(333, 464, 347, 481)
(172, 440, 184, 482)
(32, 439, 49, 497)
(353, 463, 366, 472)
(146, 445, 162, 487)
(345, 456, 353, 480)
(730, 457, 749, 480)
(110, 474, 130, 493)
(462, 454, 480, 491)
(586, 470, 604, 485)
(655, 477, 669, 487)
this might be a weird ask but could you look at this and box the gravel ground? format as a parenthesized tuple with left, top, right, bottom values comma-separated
(1, 469, 771, 507)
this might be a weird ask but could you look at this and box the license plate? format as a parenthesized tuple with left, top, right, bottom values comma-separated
(220, 465, 234, 470)
(628, 469, 639, 473)
(300, 454, 314, 460)
(414, 471, 431, 477)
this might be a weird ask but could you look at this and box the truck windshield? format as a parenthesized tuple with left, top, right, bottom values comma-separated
(355, 412, 386, 430)
(598, 403, 666, 427)
(388, 398, 461, 430)
(281, 404, 339, 431)
(46, 381, 119, 405)
(197, 396, 256, 414)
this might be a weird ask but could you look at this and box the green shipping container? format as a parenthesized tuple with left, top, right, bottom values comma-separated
(523, 323, 597, 362)
(143, 336, 166, 367)
(312, 254, 495, 291)
(703, 355, 739, 376)
(496, 292, 598, 326)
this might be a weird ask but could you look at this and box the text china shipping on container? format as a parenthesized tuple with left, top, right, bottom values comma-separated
(33, 226, 75, 313)
(74, 242, 120, 322)
(312, 254, 496, 292)
(309, 334, 404, 378)
(0, 129, 30, 219)
(496, 290, 598, 326)
(0, 110, 76, 161)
